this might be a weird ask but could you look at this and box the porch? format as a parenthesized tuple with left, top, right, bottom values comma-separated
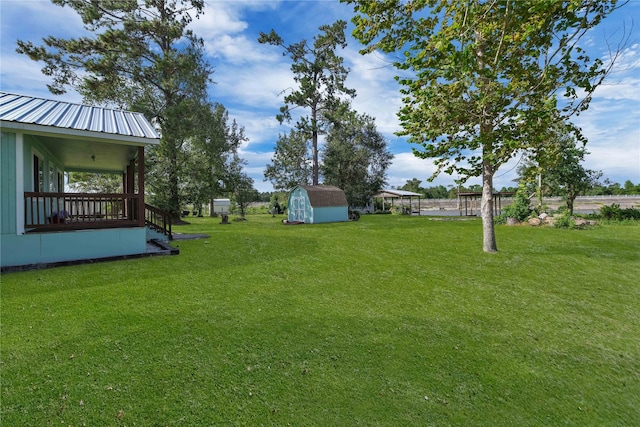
(24, 191, 172, 239)
(1, 92, 172, 270)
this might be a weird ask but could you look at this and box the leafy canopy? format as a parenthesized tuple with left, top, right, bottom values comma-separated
(345, 0, 625, 251)
(322, 110, 393, 208)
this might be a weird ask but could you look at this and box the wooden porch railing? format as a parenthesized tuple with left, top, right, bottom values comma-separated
(24, 192, 140, 231)
(145, 204, 173, 240)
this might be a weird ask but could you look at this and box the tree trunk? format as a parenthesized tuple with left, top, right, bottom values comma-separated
(566, 187, 575, 216)
(475, 22, 498, 253)
(167, 140, 180, 220)
(481, 150, 498, 253)
(311, 105, 319, 185)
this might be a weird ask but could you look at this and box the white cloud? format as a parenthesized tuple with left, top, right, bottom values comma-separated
(586, 131, 640, 179)
(190, 3, 248, 38)
(192, 1, 283, 65)
(213, 61, 294, 111)
(385, 152, 440, 188)
(205, 34, 277, 64)
(345, 49, 403, 135)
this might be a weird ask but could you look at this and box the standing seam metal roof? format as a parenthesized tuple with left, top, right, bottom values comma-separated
(0, 92, 159, 140)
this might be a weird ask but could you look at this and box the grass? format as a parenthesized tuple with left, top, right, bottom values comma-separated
(1, 214, 639, 426)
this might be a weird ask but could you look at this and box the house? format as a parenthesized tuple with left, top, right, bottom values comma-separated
(287, 185, 348, 224)
(0, 92, 171, 271)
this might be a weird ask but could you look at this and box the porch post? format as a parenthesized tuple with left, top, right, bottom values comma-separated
(137, 146, 145, 227)
(126, 159, 135, 220)
(15, 133, 25, 234)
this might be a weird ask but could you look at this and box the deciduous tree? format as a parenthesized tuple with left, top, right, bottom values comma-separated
(346, 0, 627, 251)
(322, 110, 393, 208)
(545, 138, 603, 215)
(227, 153, 255, 219)
(183, 104, 247, 216)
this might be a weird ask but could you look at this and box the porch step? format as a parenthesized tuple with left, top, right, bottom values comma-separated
(146, 239, 179, 255)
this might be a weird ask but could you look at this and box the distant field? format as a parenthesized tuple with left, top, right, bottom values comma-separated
(2, 215, 639, 426)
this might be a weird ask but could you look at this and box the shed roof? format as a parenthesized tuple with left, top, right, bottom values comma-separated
(375, 189, 422, 198)
(0, 92, 159, 141)
(297, 185, 348, 207)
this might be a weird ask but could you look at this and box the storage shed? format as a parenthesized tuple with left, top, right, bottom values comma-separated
(287, 185, 348, 224)
(212, 198, 230, 215)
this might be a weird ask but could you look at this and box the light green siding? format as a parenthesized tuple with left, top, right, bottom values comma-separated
(23, 134, 64, 193)
(1, 228, 147, 268)
(1, 132, 17, 234)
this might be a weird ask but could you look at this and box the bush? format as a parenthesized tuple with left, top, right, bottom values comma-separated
(553, 213, 575, 229)
(496, 187, 532, 224)
(600, 204, 640, 221)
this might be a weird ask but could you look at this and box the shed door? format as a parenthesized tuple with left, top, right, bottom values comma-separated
(292, 195, 305, 222)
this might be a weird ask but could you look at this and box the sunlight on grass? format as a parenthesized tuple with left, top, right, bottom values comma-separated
(2, 215, 639, 425)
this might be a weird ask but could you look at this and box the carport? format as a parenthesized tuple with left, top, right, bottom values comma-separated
(374, 189, 422, 214)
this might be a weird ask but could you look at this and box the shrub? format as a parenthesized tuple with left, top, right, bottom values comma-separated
(600, 204, 640, 221)
(496, 186, 532, 223)
(554, 213, 575, 229)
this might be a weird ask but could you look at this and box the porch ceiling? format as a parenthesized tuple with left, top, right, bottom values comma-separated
(37, 134, 140, 173)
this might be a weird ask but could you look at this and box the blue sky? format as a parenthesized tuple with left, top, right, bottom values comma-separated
(1, 0, 639, 193)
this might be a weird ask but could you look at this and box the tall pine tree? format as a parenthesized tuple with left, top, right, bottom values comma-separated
(17, 0, 213, 219)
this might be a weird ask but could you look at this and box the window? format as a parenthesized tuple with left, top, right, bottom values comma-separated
(33, 154, 44, 192)
(58, 172, 64, 193)
(49, 164, 56, 192)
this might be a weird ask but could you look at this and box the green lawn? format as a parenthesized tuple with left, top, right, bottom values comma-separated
(1, 215, 639, 426)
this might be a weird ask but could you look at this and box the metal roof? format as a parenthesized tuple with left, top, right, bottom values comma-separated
(376, 189, 423, 198)
(0, 92, 159, 140)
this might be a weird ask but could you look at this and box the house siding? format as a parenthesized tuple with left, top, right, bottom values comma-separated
(1, 132, 17, 234)
(23, 134, 64, 193)
(1, 228, 147, 268)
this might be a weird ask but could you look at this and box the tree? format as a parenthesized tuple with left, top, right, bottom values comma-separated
(259, 20, 356, 185)
(400, 178, 425, 195)
(17, 0, 213, 219)
(184, 104, 247, 216)
(518, 117, 602, 214)
(423, 185, 449, 199)
(545, 139, 603, 215)
(264, 129, 313, 191)
(68, 172, 121, 193)
(226, 153, 254, 219)
(346, 0, 627, 252)
(322, 110, 393, 208)
(518, 117, 577, 209)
